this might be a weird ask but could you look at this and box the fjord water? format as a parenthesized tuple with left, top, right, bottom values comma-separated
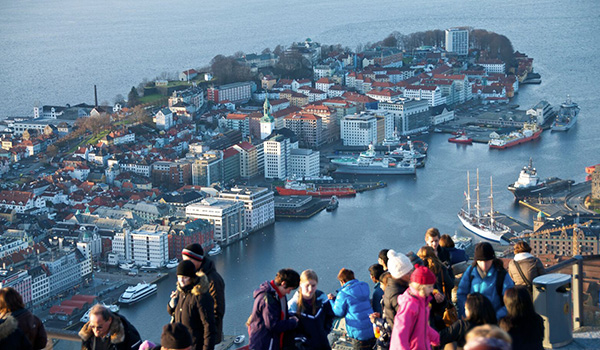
(2, 0, 599, 342)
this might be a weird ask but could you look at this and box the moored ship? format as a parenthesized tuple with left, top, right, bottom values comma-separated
(458, 170, 513, 243)
(488, 123, 542, 149)
(275, 181, 356, 197)
(118, 283, 157, 304)
(331, 145, 416, 175)
(448, 132, 473, 145)
(551, 96, 579, 131)
(507, 158, 574, 200)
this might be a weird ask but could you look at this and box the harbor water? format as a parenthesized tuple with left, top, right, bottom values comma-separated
(1, 0, 599, 344)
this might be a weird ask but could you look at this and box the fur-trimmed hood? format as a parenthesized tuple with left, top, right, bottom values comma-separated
(177, 270, 210, 296)
(79, 313, 125, 344)
(0, 315, 18, 341)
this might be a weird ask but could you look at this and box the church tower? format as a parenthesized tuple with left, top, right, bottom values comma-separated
(260, 96, 275, 140)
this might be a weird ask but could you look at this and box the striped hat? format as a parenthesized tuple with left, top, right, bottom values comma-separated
(182, 243, 204, 262)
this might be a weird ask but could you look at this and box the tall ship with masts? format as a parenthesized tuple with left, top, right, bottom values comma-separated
(457, 170, 513, 243)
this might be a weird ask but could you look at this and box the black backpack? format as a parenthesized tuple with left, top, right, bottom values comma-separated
(467, 264, 507, 305)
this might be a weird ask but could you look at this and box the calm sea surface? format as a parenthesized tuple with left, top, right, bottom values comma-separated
(2, 0, 599, 343)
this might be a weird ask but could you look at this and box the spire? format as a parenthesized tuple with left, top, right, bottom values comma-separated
(261, 95, 274, 122)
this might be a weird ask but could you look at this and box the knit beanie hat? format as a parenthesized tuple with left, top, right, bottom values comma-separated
(176, 260, 197, 278)
(410, 264, 436, 285)
(182, 243, 204, 262)
(387, 250, 413, 279)
(474, 242, 495, 261)
(405, 251, 424, 266)
(161, 323, 192, 349)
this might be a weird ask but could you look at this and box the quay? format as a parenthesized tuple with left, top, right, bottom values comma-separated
(517, 181, 593, 217)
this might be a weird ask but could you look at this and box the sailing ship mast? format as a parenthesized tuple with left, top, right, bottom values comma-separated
(475, 169, 481, 222)
(466, 170, 471, 213)
(489, 176, 495, 227)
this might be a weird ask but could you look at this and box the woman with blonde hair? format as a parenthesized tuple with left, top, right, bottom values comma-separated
(288, 269, 335, 350)
(417, 246, 454, 301)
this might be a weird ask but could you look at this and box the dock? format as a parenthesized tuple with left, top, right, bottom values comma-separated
(517, 181, 593, 217)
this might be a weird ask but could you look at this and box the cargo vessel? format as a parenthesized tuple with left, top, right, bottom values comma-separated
(488, 123, 541, 149)
(275, 181, 356, 197)
(551, 96, 579, 131)
(507, 158, 574, 200)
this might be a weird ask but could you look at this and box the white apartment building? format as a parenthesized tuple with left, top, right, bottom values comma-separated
(192, 152, 223, 186)
(233, 142, 264, 179)
(0, 239, 28, 259)
(218, 186, 274, 233)
(207, 82, 253, 104)
(445, 27, 469, 55)
(379, 98, 431, 135)
(477, 60, 506, 74)
(263, 133, 299, 180)
(30, 266, 49, 304)
(40, 250, 85, 294)
(402, 86, 445, 107)
(131, 225, 169, 267)
(155, 108, 174, 130)
(186, 198, 245, 244)
(289, 148, 320, 178)
(341, 113, 378, 146)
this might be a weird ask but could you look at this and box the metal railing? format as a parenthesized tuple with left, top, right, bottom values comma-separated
(45, 328, 80, 350)
(545, 254, 600, 330)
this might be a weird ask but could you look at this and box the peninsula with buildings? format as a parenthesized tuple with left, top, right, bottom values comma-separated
(0, 27, 599, 328)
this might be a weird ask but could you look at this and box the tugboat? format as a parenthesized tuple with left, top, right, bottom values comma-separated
(551, 96, 579, 131)
(507, 158, 574, 200)
(448, 132, 473, 145)
(326, 196, 339, 212)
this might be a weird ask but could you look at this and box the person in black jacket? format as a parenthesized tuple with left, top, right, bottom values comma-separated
(168, 260, 217, 350)
(0, 287, 47, 349)
(79, 304, 141, 350)
(378, 250, 413, 333)
(287, 269, 335, 350)
(182, 243, 225, 344)
(0, 314, 31, 350)
(499, 287, 544, 350)
(439, 293, 497, 348)
(425, 228, 453, 275)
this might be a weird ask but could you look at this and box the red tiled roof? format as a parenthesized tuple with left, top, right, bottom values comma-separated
(223, 148, 240, 159)
(0, 190, 34, 204)
(236, 141, 255, 151)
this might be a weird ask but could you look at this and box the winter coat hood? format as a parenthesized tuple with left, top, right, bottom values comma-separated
(179, 270, 210, 296)
(339, 279, 370, 301)
(254, 280, 277, 299)
(79, 314, 126, 344)
(0, 315, 18, 341)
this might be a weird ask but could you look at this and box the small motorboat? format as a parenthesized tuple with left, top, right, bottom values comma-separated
(208, 245, 222, 256)
(234, 335, 245, 344)
(326, 196, 339, 212)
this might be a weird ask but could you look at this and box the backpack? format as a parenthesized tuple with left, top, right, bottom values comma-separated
(467, 264, 507, 305)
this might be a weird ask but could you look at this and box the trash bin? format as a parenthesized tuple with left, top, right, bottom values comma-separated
(532, 273, 572, 348)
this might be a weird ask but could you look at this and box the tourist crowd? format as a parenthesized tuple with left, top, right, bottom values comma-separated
(0, 230, 548, 350)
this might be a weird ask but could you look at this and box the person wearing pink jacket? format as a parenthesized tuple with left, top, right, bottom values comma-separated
(389, 265, 440, 350)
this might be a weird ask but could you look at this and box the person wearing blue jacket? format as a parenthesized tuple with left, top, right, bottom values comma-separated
(457, 243, 514, 320)
(328, 268, 375, 350)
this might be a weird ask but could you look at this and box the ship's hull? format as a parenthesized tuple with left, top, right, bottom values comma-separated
(118, 284, 157, 304)
(507, 178, 574, 200)
(551, 115, 577, 131)
(457, 211, 505, 243)
(275, 187, 356, 197)
(334, 165, 416, 175)
(489, 130, 542, 149)
(448, 137, 473, 145)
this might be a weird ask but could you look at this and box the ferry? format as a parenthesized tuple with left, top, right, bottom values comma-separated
(118, 283, 157, 304)
(80, 304, 119, 323)
(488, 123, 541, 149)
(275, 181, 356, 197)
(207, 245, 222, 256)
(551, 96, 579, 131)
(458, 170, 512, 243)
(331, 145, 417, 175)
(507, 158, 574, 200)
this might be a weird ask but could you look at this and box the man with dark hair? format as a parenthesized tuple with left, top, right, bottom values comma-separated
(368, 264, 385, 314)
(378, 249, 390, 271)
(182, 243, 225, 344)
(248, 269, 300, 350)
(425, 227, 452, 271)
(329, 268, 375, 350)
(79, 304, 141, 350)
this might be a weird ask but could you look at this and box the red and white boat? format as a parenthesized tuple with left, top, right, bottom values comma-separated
(448, 132, 473, 145)
(488, 123, 542, 149)
(275, 181, 356, 197)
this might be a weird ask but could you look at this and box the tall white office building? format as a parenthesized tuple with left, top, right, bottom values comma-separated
(445, 27, 469, 55)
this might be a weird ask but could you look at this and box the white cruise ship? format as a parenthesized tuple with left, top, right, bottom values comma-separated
(118, 283, 157, 304)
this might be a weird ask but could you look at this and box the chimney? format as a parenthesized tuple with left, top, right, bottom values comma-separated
(94, 85, 98, 107)
(59, 237, 64, 251)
